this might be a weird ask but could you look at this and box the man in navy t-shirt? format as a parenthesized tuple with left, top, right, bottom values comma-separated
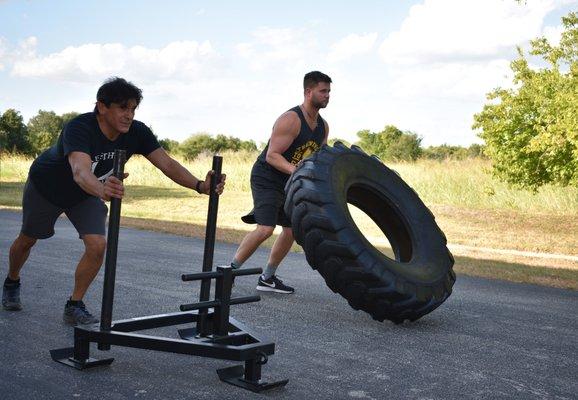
(2, 77, 226, 325)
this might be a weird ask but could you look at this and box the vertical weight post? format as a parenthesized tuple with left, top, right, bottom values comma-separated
(99, 149, 126, 350)
(197, 155, 222, 336)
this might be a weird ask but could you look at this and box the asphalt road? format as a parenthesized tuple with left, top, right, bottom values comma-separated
(0, 209, 576, 400)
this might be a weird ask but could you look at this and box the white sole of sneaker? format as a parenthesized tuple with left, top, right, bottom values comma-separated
(256, 286, 294, 294)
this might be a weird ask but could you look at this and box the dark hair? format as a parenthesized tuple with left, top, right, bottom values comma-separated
(95, 77, 143, 113)
(303, 71, 332, 90)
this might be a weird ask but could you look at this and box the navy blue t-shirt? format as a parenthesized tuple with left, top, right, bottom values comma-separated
(29, 112, 160, 208)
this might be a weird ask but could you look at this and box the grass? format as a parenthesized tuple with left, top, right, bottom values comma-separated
(1, 151, 577, 290)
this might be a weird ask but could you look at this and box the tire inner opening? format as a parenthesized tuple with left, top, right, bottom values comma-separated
(347, 184, 413, 263)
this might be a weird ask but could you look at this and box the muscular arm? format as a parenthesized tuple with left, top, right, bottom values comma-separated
(145, 147, 226, 195)
(265, 111, 301, 175)
(145, 148, 199, 190)
(322, 119, 330, 145)
(68, 151, 123, 200)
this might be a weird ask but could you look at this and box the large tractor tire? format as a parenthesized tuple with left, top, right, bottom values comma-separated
(284, 142, 455, 323)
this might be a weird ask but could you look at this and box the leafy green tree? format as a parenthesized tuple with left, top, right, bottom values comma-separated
(178, 132, 258, 159)
(422, 144, 485, 160)
(466, 143, 486, 158)
(27, 110, 64, 154)
(158, 138, 180, 153)
(423, 144, 467, 160)
(473, 12, 578, 189)
(328, 138, 351, 147)
(61, 111, 80, 126)
(356, 125, 422, 161)
(0, 109, 30, 154)
(239, 139, 257, 152)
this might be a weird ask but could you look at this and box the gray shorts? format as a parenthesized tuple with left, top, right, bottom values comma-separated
(21, 179, 108, 239)
(240, 162, 291, 228)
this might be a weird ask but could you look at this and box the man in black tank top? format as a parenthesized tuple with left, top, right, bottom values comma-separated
(230, 71, 332, 294)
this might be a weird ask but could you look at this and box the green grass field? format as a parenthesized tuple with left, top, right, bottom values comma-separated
(1, 151, 577, 289)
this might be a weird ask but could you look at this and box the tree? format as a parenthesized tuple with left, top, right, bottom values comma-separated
(178, 132, 258, 159)
(239, 139, 257, 152)
(0, 109, 30, 154)
(355, 125, 422, 161)
(158, 138, 180, 153)
(422, 144, 486, 160)
(473, 12, 578, 190)
(61, 111, 80, 126)
(27, 110, 64, 154)
(328, 138, 351, 147)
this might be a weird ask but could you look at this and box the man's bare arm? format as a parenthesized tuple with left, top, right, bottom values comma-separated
(265, 111, 301, 175)
(322, 119, 330, 145)
(145, 147, 226, 195)
(68, 151, 124, 200)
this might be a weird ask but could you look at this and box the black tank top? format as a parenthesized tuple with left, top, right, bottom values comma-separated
(257, 105, 326, 167)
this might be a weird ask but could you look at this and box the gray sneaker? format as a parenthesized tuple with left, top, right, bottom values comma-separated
(63, 300, 99, 325)
(256, 275, 295, 294)
(2, 283, 22, 311)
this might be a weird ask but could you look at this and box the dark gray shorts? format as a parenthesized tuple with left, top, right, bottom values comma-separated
(21, 179, 108, 239)
(240, 162, 291, 228)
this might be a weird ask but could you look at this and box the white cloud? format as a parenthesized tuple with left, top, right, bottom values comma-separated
(389, 59, 513, 100)
(377, 0, 573, 104)
(541, 24, 564, 45)
(379, 0, 561, 65)
(371, 0, 575, 145)
(327, 33, 378, 63)
(235, 27, 317, 72)
(11, 38, 221, 82)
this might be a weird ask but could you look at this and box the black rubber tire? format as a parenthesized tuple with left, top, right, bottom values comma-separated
(284, 142, 456, 323)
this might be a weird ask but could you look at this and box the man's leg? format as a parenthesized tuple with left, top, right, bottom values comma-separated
(71, 234, 106, 301)
(257, 227, 295, 294)
(263, 227, 294, 278)
(64, 196, 107, 325)
(232, 225, 275, 266)
(3, 234, 37, 311)
(3, 178, 59, 311)
(8, 233, 37, 280)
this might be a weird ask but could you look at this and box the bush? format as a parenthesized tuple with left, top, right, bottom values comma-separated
(355, 125, 422, 161)
(473, 12, 578, 190)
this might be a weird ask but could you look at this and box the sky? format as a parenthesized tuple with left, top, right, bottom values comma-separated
(0, 0, 576, 147)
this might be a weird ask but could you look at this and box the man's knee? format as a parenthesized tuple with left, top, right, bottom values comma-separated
(255, 225, 275, 241)
(82, 235, 106, 259)
(281, 227, 293, 238)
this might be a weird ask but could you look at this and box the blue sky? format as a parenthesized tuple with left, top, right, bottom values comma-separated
(1, 0, 575, 146)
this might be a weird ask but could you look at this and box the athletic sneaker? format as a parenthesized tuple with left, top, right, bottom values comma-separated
(256, 275, 294, 294)
(63, 300, 99, 325)
(2, 282, 22, 311)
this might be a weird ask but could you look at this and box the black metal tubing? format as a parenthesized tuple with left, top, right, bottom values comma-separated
(214, 266, 232, 336)
(208, 331, 256, 346)
(179, 296, 260, 312)
(182, 271, 221, 281)
(181, 267, 262, 282)
(197, 155, 222, 336)
(75, 327, 276, 362)
(99, 150, 126, 350)
(181, 268, 263, 282)
(231, 267, 263, 277)
(111, 311, 197, 332)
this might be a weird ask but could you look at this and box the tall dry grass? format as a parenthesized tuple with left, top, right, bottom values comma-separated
(1, 151, 577, 215)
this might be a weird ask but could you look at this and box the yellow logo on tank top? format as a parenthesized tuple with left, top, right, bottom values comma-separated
(291, 140, 320, 165)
